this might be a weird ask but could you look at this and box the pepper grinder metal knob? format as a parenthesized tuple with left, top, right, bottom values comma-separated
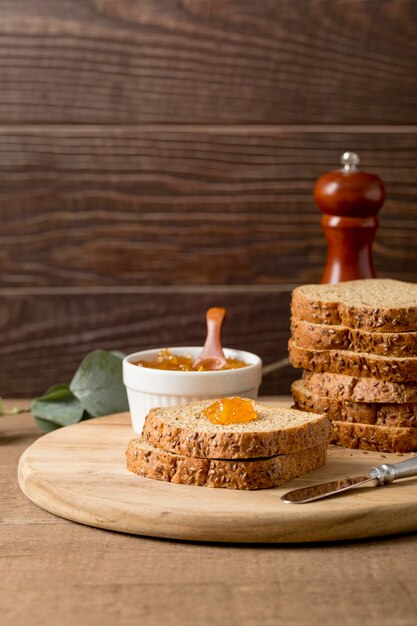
(314, 152, 386, 284)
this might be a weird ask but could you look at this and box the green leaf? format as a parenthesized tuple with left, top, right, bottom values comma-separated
(29, 349, 128, 432)
(110, 350, 126, 360)
(70, 349, 129, 417)
(31, 383, 85, 431)
(33, 416, 63, 432)
(44, 383, 72, 395)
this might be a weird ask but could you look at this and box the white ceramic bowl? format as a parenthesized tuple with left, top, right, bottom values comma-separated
(123, 346, 262, 434)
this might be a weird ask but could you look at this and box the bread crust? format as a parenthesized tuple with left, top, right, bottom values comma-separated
(291, 318, 417, 358)
(291, 283, 417, 332)
(126, 439, 327, 490)
(289, 341, 417, 383)
(302, 371, 417, 403)
(141, 405, 332, 459)
(292, 380, 417, 428)
(331, 421, 417, 453)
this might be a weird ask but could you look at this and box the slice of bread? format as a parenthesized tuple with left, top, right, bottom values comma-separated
(141, 398, 332, 459)
(291, 279, 417, 332)
(292, 379, 417, 428)
(291, 318, 417, 358)
(302, 371, 417, 404)
(331, 421, 417, 453)
(126, 438, 327, 490)
(289, 341, 417, 382)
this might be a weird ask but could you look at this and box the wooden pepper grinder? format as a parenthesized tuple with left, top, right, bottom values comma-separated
(314, 152, 385, 284)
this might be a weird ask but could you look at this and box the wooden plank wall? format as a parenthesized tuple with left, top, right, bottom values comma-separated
(1, 0, 417, 397)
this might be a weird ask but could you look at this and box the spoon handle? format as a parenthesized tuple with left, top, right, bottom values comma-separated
(198, 307, 227, 364)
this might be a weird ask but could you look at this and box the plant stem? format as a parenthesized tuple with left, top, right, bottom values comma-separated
(1, 407, 31, 416)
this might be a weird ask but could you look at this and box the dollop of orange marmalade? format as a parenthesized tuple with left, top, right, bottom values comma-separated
(136, 349, 248, 372)
(203, 397, 257, 425)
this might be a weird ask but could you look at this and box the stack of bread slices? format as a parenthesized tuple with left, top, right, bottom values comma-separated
(127, 399, 332, 490)
(289, 278, 417, 453)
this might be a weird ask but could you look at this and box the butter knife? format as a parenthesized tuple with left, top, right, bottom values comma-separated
(281, 456, 417, 504)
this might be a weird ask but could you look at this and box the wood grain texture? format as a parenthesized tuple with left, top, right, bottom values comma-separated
(1, 129, 416, 287)
(0, 288, 296, 397)
(1, 0, 417, 124)
(2, 408, 417, 626)
(18, 410, 417, 542)
(2, 0, 417, 620)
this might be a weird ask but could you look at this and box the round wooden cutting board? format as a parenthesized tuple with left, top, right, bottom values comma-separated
(18, 412, 417, 543)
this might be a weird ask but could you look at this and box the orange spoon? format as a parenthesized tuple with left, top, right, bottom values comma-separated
(193, 307, 228, 371)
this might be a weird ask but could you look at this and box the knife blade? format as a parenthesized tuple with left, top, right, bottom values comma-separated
(281, 474, 377, 504)
(281, 455, 417, 504)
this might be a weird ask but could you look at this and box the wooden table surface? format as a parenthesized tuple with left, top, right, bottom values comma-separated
(2, 399, 417, 626)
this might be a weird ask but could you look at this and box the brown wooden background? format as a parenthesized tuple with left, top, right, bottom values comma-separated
(1, 0, 417, 397)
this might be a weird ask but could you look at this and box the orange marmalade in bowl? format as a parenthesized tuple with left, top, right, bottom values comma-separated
(135, 348, 248, 372)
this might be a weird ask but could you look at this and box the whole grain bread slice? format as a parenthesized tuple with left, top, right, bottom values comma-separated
(292, 379, 417, 428)
(291, 318, 417, 358)
(302, 371, 417, 403)
(289, 340, 417, 382)
(126, 438, 327, 490)
(291, 279, 417, 332)
(141, 398, 332, 459)
(331, 421, 417, 453)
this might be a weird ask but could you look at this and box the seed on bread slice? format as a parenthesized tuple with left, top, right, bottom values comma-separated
(291, 318, 417, 358)
(292, 379, 417, 428)
(126, 438, 328, 490)
(302, 371, 417, 404)
(291, 279, 417, 332)
(289, 341, 417, 383)
(331, 421, 417, 453)
(141, 399, 332, 459)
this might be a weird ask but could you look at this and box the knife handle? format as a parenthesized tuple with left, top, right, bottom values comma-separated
(370, 456, 417, 484)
